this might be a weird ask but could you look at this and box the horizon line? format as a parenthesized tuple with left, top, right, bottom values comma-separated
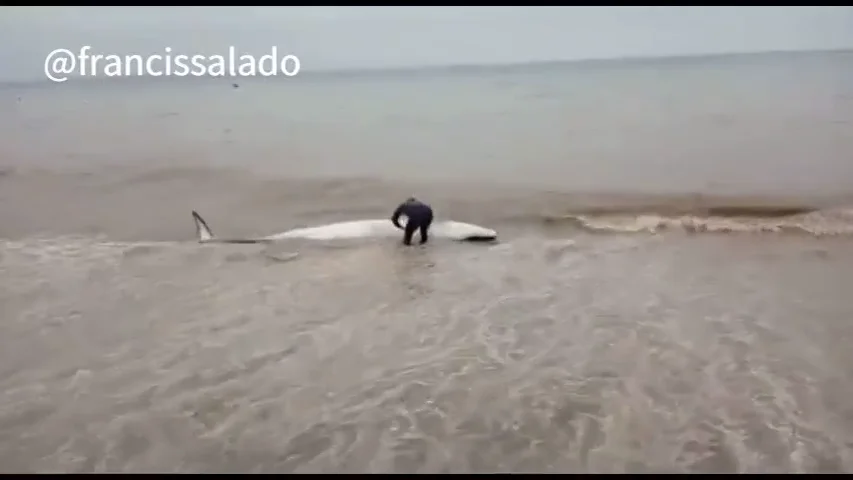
(3, 46, 851, 89)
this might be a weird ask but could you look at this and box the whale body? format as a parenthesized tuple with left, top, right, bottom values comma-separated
(191, 210, 498, 244)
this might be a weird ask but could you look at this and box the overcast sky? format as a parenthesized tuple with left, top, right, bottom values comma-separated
(1, 6, 852, 82)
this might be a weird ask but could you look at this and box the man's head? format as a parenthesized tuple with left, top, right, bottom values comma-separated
(405, 197, 417, 203)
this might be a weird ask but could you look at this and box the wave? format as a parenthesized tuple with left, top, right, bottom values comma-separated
(537, 206, 853, 236)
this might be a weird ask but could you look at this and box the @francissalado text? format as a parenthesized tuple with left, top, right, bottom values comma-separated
(44, 46, 301, 83)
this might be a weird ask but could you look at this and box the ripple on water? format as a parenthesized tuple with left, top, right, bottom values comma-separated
(1, 235, 853, 472)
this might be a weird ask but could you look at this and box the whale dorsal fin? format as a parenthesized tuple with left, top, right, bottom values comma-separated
(191, 210, 215, 242)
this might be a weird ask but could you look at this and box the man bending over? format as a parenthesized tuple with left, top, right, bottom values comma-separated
(391, 197, 434, 245)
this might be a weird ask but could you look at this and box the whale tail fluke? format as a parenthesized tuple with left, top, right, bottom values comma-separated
(191, 210, 215, 242)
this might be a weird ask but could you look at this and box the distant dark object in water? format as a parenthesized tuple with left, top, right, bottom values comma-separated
(703, 206, 817, 218)
(232, 83, 239, 89)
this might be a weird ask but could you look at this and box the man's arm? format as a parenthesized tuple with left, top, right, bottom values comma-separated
(390, 203, 405, 229)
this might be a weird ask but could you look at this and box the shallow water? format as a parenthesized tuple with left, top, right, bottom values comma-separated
(2, 233, 853, 473)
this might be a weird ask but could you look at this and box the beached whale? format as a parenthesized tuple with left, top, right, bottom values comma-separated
(191, 210, 498, 244)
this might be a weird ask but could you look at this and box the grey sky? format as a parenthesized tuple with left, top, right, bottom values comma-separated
(1, 6, 852, 82)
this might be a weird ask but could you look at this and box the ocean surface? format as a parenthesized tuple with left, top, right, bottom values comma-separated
(1, 50, 853, 473)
